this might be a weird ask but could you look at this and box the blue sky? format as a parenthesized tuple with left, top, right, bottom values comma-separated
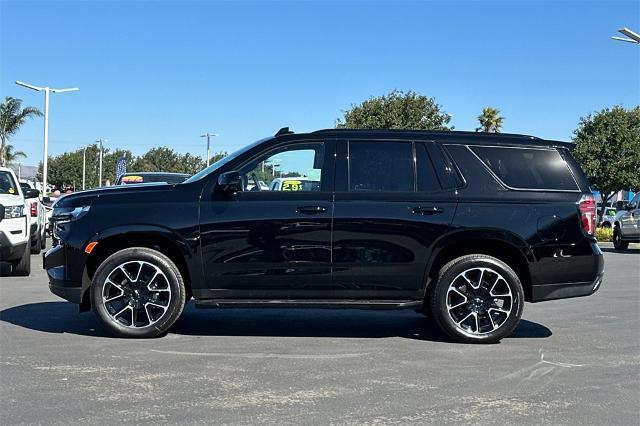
(1, 0, 638, 165)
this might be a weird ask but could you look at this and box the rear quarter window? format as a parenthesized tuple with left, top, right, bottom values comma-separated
(470, 146, 579, 191)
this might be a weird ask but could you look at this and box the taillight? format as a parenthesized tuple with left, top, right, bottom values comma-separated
(578, 194, 596, 236)
(30, 202, 38, 217)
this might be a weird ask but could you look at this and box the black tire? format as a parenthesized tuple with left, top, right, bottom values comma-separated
(90, 247, 186, 338)
(430, 254, 524, 344)
(602, 222, 611, 229)
(13, 242, 31, 276)
(41, 229, 47, 250)
(31, 231, 42, 255)
(613, 226, 628, 251)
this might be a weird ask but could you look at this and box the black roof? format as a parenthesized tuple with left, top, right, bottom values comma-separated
(273, 128, 573, 148)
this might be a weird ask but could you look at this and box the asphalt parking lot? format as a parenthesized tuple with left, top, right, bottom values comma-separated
(1, 245, 639, 425)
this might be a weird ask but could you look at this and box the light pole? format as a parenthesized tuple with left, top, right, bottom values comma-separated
(82, 144, 93, 190)
(96, 139, 106, 187)
(200, 133, 218, 167)
(612, 27, 640, 44)
(15, 81, 78, 196)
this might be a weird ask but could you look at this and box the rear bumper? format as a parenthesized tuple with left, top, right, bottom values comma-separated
(530, 240, 604, 302)
(531, 273, 604, 302)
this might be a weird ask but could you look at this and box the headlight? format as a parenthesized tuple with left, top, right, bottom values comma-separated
(4, 205, 25, 219)
(53, 205, 91, 223)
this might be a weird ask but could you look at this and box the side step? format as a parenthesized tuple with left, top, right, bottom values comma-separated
(194, 299, 422, 310)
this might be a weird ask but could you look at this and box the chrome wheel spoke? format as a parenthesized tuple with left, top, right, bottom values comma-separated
(103, 260, 172, 329)
(446, 267, 513, 336)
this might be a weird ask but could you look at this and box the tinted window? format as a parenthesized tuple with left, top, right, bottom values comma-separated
(239, 142, 324, 192)
(0, 171, 19, 195)
(470, 146, 578, 190)
(415, 143, 441, 192)
(349, 141, 413, 192)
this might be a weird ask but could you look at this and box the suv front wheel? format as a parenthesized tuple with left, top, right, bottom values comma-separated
(430, 254, 524, 344)
(90, 247, 186, 338)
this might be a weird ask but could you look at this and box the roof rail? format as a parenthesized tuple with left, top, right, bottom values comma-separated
(310, 128, 540, 139)
(275, 127, 294, 136)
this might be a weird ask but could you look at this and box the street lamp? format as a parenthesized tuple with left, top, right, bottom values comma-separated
(82, 143, 95, 190)
(200, 133, 218, 167)
(15, 81, 79, 195)
(612, 27, 640, 44)
(96, 139, 106, 187)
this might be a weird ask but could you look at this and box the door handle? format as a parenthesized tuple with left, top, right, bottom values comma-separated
(412, 206, 443, 215)
(296, 206, 328, 214)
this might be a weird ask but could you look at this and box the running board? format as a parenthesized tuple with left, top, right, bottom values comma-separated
(194, 299, 422, 310)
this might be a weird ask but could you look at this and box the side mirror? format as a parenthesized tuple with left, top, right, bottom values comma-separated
(215, 171, 242, 196)
(24, 188, 40, 199)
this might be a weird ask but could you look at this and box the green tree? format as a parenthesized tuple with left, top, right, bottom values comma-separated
(5, 144, 27, 164)
(0, 96, 42, 167)
(476, 107, 504, 133)
(572, 105, 640, 221)
(336, 90, 452, 130)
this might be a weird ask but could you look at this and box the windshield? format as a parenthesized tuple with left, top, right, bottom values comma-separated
(0, 171, 19, 196)
(184, 137, 271, 183)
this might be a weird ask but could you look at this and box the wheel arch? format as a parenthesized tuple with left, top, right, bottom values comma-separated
(80, 226, 197, 311)
(424, 229, 534, 302)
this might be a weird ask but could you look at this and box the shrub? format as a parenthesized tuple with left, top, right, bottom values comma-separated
(595, 226, 613, 242)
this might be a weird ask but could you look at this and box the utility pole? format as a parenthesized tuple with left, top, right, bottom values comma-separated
(200, 133, 218, 167)
(96, 139, 106, 187)
(15, 81, 79, 196)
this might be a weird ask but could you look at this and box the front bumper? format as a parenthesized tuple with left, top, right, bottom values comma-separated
(44, 243, 91, 307)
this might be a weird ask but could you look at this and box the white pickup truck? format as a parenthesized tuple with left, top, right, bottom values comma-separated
(0, 167, 33, 275)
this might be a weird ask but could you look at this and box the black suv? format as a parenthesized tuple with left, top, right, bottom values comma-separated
(45, 128, 604, 343)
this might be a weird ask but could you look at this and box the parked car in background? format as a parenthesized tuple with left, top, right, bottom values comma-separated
(269, 177, 321, 192)
(19, 181, 46, 253)
(0, 167, 33, 275)
(598, 206, 617, 228)
(42, 196, 58, 236)
(45, 128, 604, 344)
(611, 194, 640, 250)
(116, 172, 190, 185)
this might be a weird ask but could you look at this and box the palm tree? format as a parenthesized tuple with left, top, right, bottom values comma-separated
(0, 96, 42, 167)
(5, 144, 27, 164)
(476, 107, 504, 133)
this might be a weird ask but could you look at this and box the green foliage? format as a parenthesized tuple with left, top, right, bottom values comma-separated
(336, 90, 452, 130)
(572, 105, 640, 219)
(0, 96, 42, 167)
(5, 144, 26, 164)
(595, 226, 613, 242)
(476, 107, 504, 133)
(42, 146, 226, 189)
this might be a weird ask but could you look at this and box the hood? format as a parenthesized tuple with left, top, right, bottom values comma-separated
(53, 182, 173, 209)
(0, 193, 23, 207)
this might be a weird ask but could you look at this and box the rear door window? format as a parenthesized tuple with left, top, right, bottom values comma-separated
(348, 141, 414, 192)
(470, 146, 579, 191)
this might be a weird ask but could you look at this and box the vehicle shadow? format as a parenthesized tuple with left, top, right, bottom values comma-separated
(0, 301, 552, 342)
(600, 247, 640, 255)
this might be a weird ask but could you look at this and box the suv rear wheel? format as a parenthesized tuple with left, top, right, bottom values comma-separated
(430, 254, 524, 344)
(613, 226, 629, 251)
(90, 247, 186, 338)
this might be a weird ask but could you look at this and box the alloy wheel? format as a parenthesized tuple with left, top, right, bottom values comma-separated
(446, 267, 513, 335)
(102, 261, 172, 328)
